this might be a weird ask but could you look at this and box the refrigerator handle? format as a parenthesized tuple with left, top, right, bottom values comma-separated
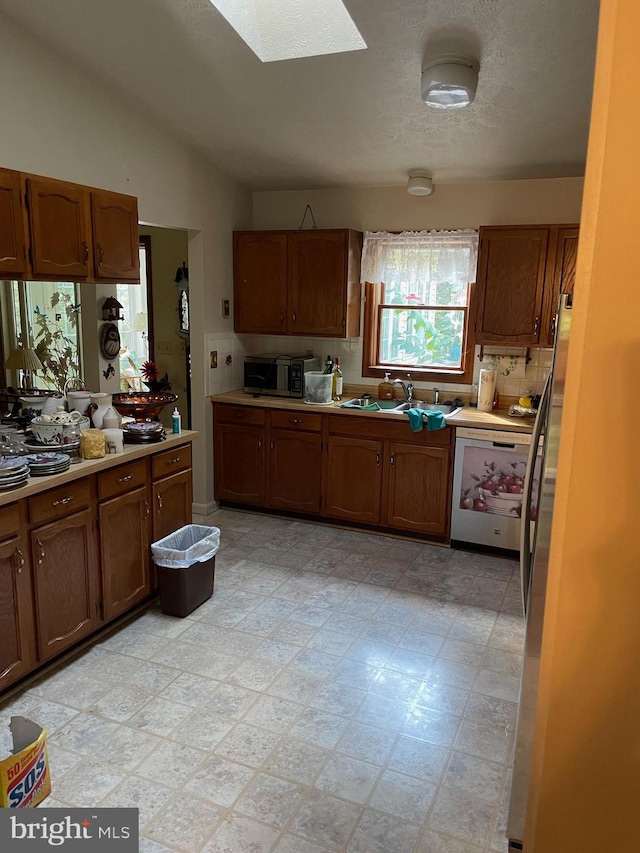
(519, 371, 551, 616)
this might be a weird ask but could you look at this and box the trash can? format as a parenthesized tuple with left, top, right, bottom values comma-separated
(151, 525, 220, 617)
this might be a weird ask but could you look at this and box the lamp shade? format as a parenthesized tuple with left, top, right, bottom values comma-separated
(5, 347, 43, 372)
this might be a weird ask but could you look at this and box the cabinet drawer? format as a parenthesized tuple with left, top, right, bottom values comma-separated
(327, 413, 452, 446)
(0, 501, 21, 540)
(98, 459, 147, 501)
(215, 404, 266, 426)
(152, 444, 192, 479)
(29, 479, 92, 526)
(270, 411, 321, 432)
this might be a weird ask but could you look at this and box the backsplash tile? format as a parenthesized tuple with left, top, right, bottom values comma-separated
(206, 333, 551, 401)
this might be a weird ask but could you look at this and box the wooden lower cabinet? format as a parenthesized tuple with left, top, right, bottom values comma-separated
(152, 469, 193, 543)
(383, 443, 450, 536)
(31, 509, 99, 662)
(99, 486, 151, 621)
(324, 436, 383, 524)
(268, 429, 322, 513)
(0, 533, 35, 688)
(214, 423, 265, 504)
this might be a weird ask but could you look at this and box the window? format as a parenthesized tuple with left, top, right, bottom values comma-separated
(117, 237, 153, 391)
(361, 230, 478, 383)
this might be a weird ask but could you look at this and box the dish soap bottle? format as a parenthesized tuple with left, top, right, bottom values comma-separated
(378, 372, 394, 400)
(172, 407, 181, 434)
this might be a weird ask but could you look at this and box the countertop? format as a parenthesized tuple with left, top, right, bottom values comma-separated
(0, 429, 199, 508)
(210, 391, 535, 434)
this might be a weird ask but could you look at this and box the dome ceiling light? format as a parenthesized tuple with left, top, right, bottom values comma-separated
(407, 172, 433, 196)
(421, 55, 479, 110)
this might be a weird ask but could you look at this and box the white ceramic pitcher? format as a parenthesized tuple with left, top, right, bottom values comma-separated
(89, 392, 112, 429)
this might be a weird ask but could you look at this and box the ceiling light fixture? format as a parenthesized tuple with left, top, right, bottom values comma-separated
(208, 0, 366, 63)
(421, 55, 479, 110)
(407, 172, 433, 197)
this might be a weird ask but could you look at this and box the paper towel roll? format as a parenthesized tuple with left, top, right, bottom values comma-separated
(478, 368, 496, 412)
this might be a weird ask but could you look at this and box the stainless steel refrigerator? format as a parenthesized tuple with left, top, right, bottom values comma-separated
(507, 293, 572, 851)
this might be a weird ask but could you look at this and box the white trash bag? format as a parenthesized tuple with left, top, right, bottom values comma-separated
(151, 524, 220, 569)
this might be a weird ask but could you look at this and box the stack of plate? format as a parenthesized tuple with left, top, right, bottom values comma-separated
(0, 457, 30, 490)
(24, 438, 81, 459)
(123, 422, 165, 444)
(25, 453, 71, 476)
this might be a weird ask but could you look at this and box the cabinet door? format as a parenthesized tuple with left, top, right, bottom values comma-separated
(153, 469, 193, 542)
(100, 486, 151, 621)
(544, 227, 580, 346)
(268, 429, 322, 513)
(91, 190, 140, 281)
(31, 509, 98, 661)
(27, 177, 91, 278)
(214, 423, 265, 505)
(475, 228, 548, 344)
(383, 443, 450, 536)
(324, 436, 382, 523)
(234, 232, 287, 334)
(0, 168, 27, 276)
(0, 535, 35, 689)
(288, 230, 348, 336)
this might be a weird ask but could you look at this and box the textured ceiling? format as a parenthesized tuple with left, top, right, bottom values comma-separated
(0, 0, 600, 191)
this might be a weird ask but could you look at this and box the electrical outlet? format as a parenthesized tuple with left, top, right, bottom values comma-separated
(210, 350, 218, 368)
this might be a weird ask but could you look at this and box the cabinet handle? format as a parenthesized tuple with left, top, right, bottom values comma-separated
(376, 452, 380, 466)
(157, 493, 163, 509)
(270, 440, 274, 450)
(550, 315, 557, 341)
(280, 311, 284, 323)
(97, 244, 105, 266)
(258, 438, 262, 449)
(168, 457, 181, 465)
(82, 241, 89, 263)
(235, 411, 245, 419)
(390, 454, 395, 467)
(52, 496, 73, 506)
(533, 316, 540, 335)
(290, 418, 302, 425)
(117, 473, 133, 483)
(36, 539, 45, 565)
(292, 313, 296, 323)
(15, 548, 24, 574)
(144, 500, 150, 515)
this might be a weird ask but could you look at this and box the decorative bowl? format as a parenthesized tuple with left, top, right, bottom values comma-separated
(111, 392, 178, 421)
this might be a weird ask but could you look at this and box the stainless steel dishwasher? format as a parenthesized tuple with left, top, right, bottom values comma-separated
(450, 427, 539, 552)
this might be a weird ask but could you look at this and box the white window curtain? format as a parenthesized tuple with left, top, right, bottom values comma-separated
(360, 230, 478, 301)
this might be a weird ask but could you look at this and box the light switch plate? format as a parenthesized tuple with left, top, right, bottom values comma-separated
(210, 351, 218, 368)
(222, 299, 230, 318)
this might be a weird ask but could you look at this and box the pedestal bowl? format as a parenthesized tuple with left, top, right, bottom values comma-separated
(111, 392, 178, 421)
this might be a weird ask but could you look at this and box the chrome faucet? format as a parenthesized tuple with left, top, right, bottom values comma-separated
(433, 387, 439, 404)
(393, 373, 414, 404)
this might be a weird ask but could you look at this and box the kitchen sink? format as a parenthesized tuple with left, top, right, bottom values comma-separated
(342, 398, 462, 417)
(394, 401, 462, 416)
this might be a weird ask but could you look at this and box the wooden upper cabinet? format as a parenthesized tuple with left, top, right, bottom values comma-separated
(0, 168, 28, 276)
(288, 230, 360, 337)
(475, 227, 549, 344)
(234, 231, 287, 334)
(233, 229, 362, 337)
(543, 227, 580, 346)
(91, 189, 140, 281)
(27, 177, 91, 279)
(475, 224, 580, 347)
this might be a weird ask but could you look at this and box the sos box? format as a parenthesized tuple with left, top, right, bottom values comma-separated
(0, 717, 51, 808)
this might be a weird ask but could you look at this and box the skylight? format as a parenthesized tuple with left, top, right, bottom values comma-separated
(209, 0, 367, 63)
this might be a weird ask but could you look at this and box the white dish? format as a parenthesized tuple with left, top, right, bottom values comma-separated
(0, 457, 30, 475)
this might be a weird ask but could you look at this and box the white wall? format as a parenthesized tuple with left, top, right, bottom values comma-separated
(0, 12, 251, 512)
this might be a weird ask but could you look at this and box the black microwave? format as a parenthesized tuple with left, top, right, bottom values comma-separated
(243, 353, 321, 398)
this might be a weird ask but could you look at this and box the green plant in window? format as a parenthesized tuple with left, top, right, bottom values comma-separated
(29, 292, 81, 393)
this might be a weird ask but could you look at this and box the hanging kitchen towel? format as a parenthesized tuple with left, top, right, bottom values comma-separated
(478, 368, 497, 412)
(406, 409, 446, 432)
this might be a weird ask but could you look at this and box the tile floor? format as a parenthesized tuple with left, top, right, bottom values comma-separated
(0, 509, 525, 852)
